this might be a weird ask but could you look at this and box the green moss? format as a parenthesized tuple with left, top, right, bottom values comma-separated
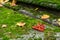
(0, 3, 60, 39)
(0, 7, 41, 39)
(17, 0, 60, 10)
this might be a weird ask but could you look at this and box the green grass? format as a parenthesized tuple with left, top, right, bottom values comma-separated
(0, 7, 43, 39)
(0, 6, 60, 40)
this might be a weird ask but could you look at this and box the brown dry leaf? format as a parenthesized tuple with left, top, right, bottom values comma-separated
(41, 14, 50, 19)
(16, 22, 26, 27)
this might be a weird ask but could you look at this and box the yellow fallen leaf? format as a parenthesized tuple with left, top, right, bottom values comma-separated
(41, 14, 50, 19)
(35, 8, 38, 11)
(58, 18, 60, 22)
(2, 24, 7, 28)
(16, 22, 26, 27)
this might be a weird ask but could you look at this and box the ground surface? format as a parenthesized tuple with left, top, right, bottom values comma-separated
(0, 7, 43, 40)
(0, 5, 60, 40)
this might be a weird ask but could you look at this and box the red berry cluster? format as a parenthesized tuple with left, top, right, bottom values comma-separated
(32, 23, 45, 32)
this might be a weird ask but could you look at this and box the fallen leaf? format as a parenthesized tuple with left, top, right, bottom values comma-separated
(16, 22, 26, 27)
(35, 8, 39, 11)
(0, 4, 3, 7)
(57, 21, 60, 26)
(58, 18, 60, 22)
(10, 0, 16, 6)
(41, 14, 50, 19)
(2, 24, 7, 28)
(32, 23, 45, 32)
